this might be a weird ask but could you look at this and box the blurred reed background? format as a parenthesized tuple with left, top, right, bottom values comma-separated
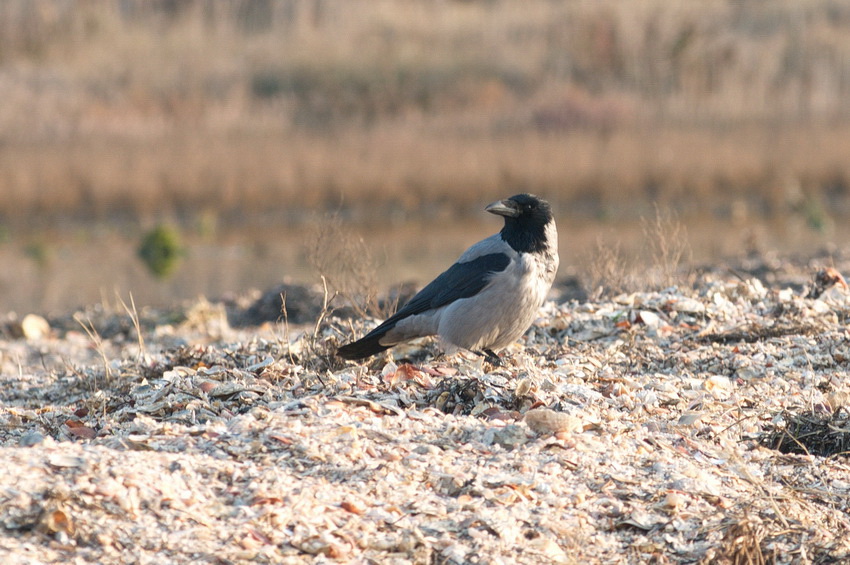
(2, 0, 850, 314)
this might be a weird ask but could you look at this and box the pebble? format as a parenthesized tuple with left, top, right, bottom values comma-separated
(21, 314, 50, 340)
(19, 431, 45, 447)
(524, 408, 582, 435)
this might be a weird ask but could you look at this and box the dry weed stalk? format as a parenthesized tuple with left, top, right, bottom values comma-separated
(115, 292, 145, 365)
(300, 275, 347, 377)
(307, 213, 385, 318)
(642, 205, 692, 290)
(585, 206, 693, 298)
(716, 515, 769, 565)
(73, 313, 112, 388)
(313, 275, 332, 339)
(278, 291, 295, 365)
(760, 408, 850, 458)
(584, 238, 637, 299)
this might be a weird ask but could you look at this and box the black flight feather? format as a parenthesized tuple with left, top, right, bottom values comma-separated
(337, 253, 510, 360)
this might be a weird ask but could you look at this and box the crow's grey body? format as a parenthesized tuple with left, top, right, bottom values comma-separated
(337, 194, 559, 362)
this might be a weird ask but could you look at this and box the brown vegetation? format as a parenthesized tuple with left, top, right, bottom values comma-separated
(2, 0, 850, 226)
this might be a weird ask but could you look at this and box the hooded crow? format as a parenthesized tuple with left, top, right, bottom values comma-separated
(337, 193, 559, 364)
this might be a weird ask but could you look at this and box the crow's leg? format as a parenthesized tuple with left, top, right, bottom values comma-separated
(475, 349, 503, 367)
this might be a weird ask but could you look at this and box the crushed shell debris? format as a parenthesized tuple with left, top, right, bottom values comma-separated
(1, 256, 850, 563)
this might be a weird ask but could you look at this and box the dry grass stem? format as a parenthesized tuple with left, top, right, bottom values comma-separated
(642, 206, 693, 290)
(278, 291, 295, 366)
(584, 238, 638, 299)
(307, 213, 382, 319)
(72, 313, 112, 387)
(116, 292, 145, 364)
(715, 516, 769, 565)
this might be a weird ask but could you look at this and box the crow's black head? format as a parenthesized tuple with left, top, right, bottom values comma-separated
(486, 193, 555, 253)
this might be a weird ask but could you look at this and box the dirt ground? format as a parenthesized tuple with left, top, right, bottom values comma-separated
(2, 252, 850, 564)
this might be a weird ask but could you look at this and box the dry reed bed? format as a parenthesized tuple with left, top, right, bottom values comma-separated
(2, 0, 850, 223)
(5, 125, 850, 224)
(1, 254, 850, 563)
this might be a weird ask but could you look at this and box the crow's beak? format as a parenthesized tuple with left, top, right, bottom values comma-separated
(485, 199, 520, 218)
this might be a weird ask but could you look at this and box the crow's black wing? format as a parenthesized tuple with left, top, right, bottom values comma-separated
(337, 252, 512, 359)
(391, 252, 511, 319)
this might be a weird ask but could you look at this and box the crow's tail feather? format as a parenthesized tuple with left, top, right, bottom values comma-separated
(337, 324, 395, 360)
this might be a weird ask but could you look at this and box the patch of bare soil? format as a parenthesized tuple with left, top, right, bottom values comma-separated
(2, 255, 850, 564)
